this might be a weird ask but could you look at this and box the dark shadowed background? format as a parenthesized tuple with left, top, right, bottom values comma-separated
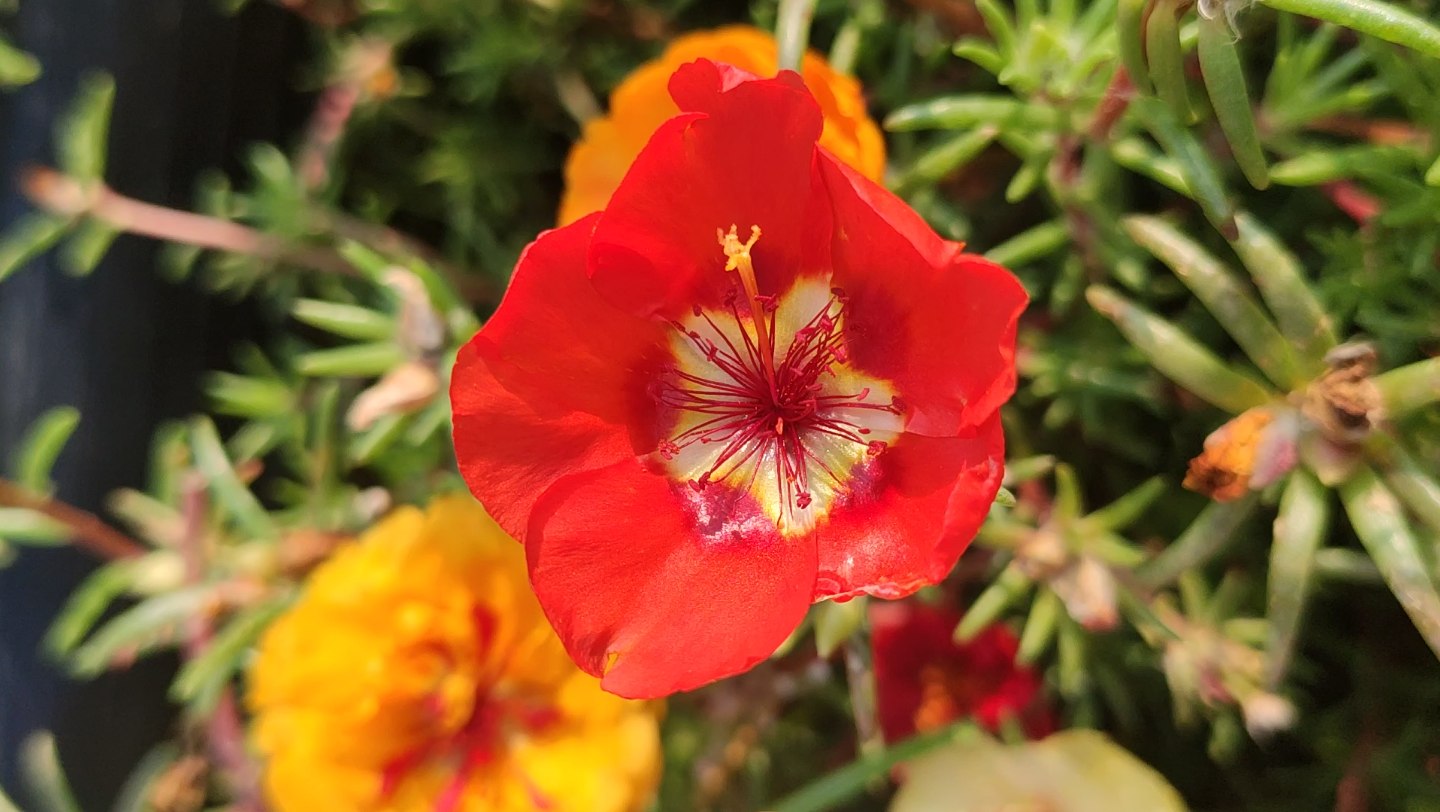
(0, 1, 304, 806)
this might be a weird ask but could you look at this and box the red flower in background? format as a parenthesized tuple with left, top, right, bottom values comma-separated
(450, 59, 1027, 700)
(871, 600, 1052, 741)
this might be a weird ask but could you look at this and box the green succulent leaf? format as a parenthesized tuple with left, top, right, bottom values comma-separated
(1085, 476, 1166, 532)
(1381, 444, 1440, 536)
(985, 219, 1070, 267)
(1197, 15, 1269, 190)
(20, 732, 82, 812)
(1086, 285, 1274, 413)
(1258, 0, 1440, 59)
(813, 596, 868, 658)
(10, 406, 81, 494)
(1144, 0, 1194, 123)
(1138, 494, 1261, 587)
(1340, 466, 1440, 663)
(1229, 213, 1336, 365)
(1123, 215, 1305, 389)
(204, 372, 295, 419)
(59, 219, 120, 276)
(955, 565, 1033, 642)
(0, 34, 41, 88)
(886, 95, 1059, 131)
(1268, 145, 1420, 185)
(56, 73, 115, 183)
(171, 595, 293, 712)
(0, 213, 73, 284)
(1130, 97, 1236, 237)
(1375, 356, 1440, 418)
(1117, 0, 1154, 95)
(773, 721, 981, 812)
(0, 508, 70, 545)
(44, 562, 136, 658)
(292, 299, 397, 341)
(1018, 587, 1062, 664)
(68, 586, 215, 678)
(1265, 468, 1329, 688)
(189, 416, 277, 540)
(775, 0, 818, 72)
(894, 127, 999, 193)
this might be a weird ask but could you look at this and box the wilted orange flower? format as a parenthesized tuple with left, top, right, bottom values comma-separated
(557, 25, 886, 226)
(1184, 406, 1277, 501)
(248, 496, 662, 812)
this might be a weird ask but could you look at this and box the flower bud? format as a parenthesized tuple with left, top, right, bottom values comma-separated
(1050, 556, 1119, 631)
(1242, 691, 1298, 739)
(346, 361, 440, 431)
(1016, 528, 1069, 581)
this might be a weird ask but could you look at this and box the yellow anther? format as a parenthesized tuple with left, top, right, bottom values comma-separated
(716, 223, 776, 389)
(718, 224, 761, 272)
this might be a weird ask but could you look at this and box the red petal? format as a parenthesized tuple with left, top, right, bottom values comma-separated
(870, 599, 960, 742)
(813, 415, 1005, 601)
(525, 457, 816, 698)
(820, 153, 1028, 436)
(466, 213, 667, 424)
(587, 59, 827, 320)
(450, 357, 635, 542)
(870, 600, 1046, 742)
(451, 215, 663, 540)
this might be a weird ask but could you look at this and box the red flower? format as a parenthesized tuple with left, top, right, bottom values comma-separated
(450, 60, 1027, 700)
(871, 600, 1052, 741)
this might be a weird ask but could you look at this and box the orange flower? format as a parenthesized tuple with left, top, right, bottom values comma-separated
(557, 25, 886, 226)
(248, 496, 662, 812)
(1183, 407, 1276, 501)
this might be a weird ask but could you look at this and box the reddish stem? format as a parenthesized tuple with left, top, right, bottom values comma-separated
(0, 478, 145, 560)
(1088, 66, 1136, 142)
(23, 166, 358, 276)
(176, 478, 267, 812)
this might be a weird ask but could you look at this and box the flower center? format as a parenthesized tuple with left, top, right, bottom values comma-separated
(650, 225, 905, 536)
(379, 607, 560, 812)
(913, 662, 1001, 734)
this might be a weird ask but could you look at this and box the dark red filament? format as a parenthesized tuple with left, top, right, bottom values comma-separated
(654, 286, 904, 515)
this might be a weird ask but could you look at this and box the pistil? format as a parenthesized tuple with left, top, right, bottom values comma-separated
(718, 224, 777, 391)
